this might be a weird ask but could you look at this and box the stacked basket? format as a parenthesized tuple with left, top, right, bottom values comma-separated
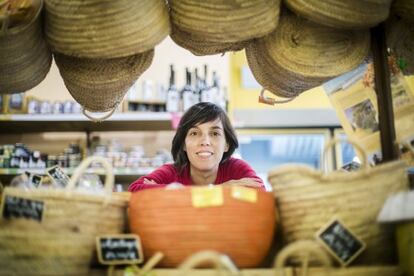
(44, 0, 170, 118)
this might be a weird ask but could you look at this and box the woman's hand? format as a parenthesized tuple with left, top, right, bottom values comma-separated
(220, 178, 263, 189)
(143, 178, 158, 184)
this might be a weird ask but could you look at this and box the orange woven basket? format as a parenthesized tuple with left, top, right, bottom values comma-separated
(129, 186, 276, 268)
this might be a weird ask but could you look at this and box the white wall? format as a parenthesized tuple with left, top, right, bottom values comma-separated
(26, 37, 230, 103)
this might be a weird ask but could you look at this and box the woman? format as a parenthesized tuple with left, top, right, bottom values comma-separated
(128, 102, 264, 191)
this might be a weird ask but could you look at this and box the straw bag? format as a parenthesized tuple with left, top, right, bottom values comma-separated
(245, 10, 370, 100)
(45, 0, 169, 58)
(169, 0, 280, 56)
(393, 0, 414, 23)
(0, 156, 128, 275)
(386, 16, 414, 75)
(284, 0, 393, 29)
(129, 186, 276, 268)
(269, 139, 409, 265)
(0, 0, 52, 94)
(273, 240, 403, 276)
(54, 50, 154, 116)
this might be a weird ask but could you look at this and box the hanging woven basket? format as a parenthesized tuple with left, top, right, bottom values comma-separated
(393, 0, 414, 23)
(0, 0, 52, 94)
(45, 0, 169, 58)
(245, 10, 370, 99)
(169, 0, 280, 55)
(54, 50, 154, 113)
(284, 0, 393, 29)
(386, 16, 414, 75)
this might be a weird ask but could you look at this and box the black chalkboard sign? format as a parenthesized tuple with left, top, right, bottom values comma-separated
(96, 234, 143, 265)
(47, 165, 70, 187)
(1, 194, 44, 222)
(316, 218, 366, 266)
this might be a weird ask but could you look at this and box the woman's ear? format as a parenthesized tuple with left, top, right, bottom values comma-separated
(224, 143, 229, 152)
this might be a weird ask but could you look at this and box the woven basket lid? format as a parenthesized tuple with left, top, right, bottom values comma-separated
(245, 11, 370, 98)
(54, 50, 154, 112)
(285, 0, 393, 29)
(170, 24, 247, 56)
(0, 0, 52, 94)
(386, 16, 414, 75)
(393, 0, 414, 23)
(169, 0, 280, 44)
(45, 0, 169, 58)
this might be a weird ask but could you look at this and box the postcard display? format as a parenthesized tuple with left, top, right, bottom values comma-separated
(323, 58, 414, 163)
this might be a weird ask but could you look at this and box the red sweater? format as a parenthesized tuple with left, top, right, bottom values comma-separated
(128, 157, 264, 191)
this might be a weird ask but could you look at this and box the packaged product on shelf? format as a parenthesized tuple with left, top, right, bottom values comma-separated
(323, 56, 414, 164)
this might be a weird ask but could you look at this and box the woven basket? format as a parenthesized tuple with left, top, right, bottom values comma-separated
(129, 186, 276, 268)
(169, 0, 280, 55)
(284, 0, 393, 29)
(245, 11, 370, 99)
(45, 0, 169, 58)
(386, 16, 414, 75)
(170, 24, 247, 56)
(0, 156, 128, 275)
(54, 50, 154, 113)
(0, 0, 52, 94)
(393, 0, 414, 23)
(268, 139, 409, 265)
(274, 240, 403, 276)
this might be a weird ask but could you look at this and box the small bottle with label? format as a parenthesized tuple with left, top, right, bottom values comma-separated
(166, 65, 180, 113)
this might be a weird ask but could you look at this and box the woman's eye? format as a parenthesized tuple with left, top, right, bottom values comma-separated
(189, 131, 198, 136)
(211, 131, 221, 136)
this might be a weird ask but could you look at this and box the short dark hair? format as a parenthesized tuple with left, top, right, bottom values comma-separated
(171, 102, 238, 171)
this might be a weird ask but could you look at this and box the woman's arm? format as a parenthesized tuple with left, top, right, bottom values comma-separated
(220, 158, 265, 191)
(128, 164, 176, 192)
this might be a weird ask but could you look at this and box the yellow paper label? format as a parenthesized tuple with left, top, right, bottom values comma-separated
(231, 186, 257, 203)
(191, 186, 223, 208)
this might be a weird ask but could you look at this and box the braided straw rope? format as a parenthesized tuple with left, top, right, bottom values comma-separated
(0, 156, 128, 275)
(45, 0, 169, 58)
(268, 139, 409, 265)
(284, 0, 393, 29)
(54, 49, 154, 113)
(169, 0, 280, 55)
(393, 0, 414, 23)
(0, 0, 52, 94)
(245, 11, 370, 98)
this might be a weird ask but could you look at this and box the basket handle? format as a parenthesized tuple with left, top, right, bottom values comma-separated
(258, 88, 296, 105)
(178, 251, 240, 276)
(82, 106, 116, 122)
(274, 240, 332, 276)
(66, 156, 114, 204)
(321, 138, 369, 173)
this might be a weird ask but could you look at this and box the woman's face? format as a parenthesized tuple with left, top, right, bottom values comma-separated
(184, 118, 229, 173)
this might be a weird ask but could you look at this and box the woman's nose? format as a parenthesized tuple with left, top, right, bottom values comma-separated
(199, 133, 211, 145)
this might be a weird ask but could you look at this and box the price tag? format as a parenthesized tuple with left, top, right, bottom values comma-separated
(231, 186, 257, 203)
(47, 165, 70, 187)
(96, 234, 143, 265)
(316, 218, 366, 266)
(191, 186, 223, 208)
(1, 194, 44, 222)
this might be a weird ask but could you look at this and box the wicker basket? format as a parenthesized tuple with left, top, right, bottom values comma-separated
(245, 10, 370, 99)
(54, 49, 154, 113)
(393, 0, 414, 23)
(268, 139, 409, 265)
(284, 0, 393, 29)
(45, 0, 169, 58)
(0, 0, 52, 94)
(129, 186, 276, 268)
(169, 0, 280, 56)
(274, 240, 403, 276)
(0, 156, 128, 275)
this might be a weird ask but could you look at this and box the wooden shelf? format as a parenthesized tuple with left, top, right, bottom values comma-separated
(0, 112, 174, 133)
(0, 167, 154, 176)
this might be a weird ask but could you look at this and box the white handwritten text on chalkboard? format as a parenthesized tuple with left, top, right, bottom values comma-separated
(2, 195, 44, 222)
